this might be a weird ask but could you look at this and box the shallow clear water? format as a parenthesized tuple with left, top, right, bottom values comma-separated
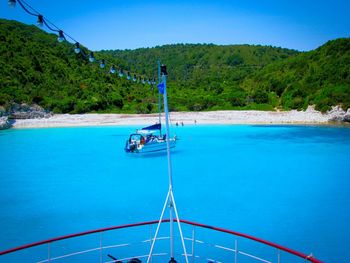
(0, 125, 350, 262)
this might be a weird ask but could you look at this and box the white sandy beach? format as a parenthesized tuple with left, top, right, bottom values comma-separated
(10, 107, 346, 129)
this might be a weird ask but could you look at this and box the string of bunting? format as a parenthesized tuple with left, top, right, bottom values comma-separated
(8, 0, 157, 85)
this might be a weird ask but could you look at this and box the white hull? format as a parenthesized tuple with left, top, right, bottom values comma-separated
(125, 136, 176, 153)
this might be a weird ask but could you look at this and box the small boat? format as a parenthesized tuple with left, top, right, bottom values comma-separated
(124, 61, 176, 154)
(124, 123, 176, 153)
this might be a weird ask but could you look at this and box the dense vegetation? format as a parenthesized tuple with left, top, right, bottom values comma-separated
(100, 45, 298, 112)
(0, 19, 155, 114)
(1, 19, 349, 113)
(241, 38, 350, 111)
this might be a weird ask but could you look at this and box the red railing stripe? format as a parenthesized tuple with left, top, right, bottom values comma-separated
(0, 220, 166, 256)
(179, 219, 323, 263)
(0, 218, 322, 263)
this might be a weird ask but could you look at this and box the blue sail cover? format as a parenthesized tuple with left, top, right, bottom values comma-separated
(157, 82, 165, 94)
(141, 123, 161, 131)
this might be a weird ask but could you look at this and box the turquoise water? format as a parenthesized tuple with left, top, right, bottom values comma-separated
(0, 125, 350, 262)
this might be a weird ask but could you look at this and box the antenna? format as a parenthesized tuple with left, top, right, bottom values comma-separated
(147, 64, 189, 263)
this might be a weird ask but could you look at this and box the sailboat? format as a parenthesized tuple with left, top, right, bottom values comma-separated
(0, 64, 323, 262)
(124, 123, 176, 154)
(124, 62, 176, 154)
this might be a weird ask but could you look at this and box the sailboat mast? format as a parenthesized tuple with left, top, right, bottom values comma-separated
(157, 60, 162, 136)
(147, 64, 189, 263)
(161, 65, 175, 260)
(161, 65, 173, 189)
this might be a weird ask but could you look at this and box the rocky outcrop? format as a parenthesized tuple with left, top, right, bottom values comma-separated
(343, 109, 350, 123)
(0, 103, 53, 130)
(9, 103, 52, 119)
(327, 106, 348, 122)
(0, 116, 11, 130)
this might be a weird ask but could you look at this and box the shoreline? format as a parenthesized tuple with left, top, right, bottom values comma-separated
(8, 109, 350, 129)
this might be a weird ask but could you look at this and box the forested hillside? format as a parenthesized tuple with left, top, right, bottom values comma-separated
(100, 45, 298, 111)
(0, 19, 155, 114)
(1, 19, 349, 113)
(241, 38, 350, 111)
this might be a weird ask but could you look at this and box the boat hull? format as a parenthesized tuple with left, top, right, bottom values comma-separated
(125, 138, 176, 153)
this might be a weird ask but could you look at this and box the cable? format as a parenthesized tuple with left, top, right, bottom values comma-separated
(17, 0, 37, 16)
(11, 0, 156, 85)
(42, 19, 59, 32)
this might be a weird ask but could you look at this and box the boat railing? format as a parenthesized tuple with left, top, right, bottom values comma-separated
(0, 219, 322, 263)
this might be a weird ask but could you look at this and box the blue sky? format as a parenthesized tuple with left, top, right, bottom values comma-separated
(1, 0, 349, 51)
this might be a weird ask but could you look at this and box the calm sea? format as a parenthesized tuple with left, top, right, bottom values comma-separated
(0, 125, 349, 262)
